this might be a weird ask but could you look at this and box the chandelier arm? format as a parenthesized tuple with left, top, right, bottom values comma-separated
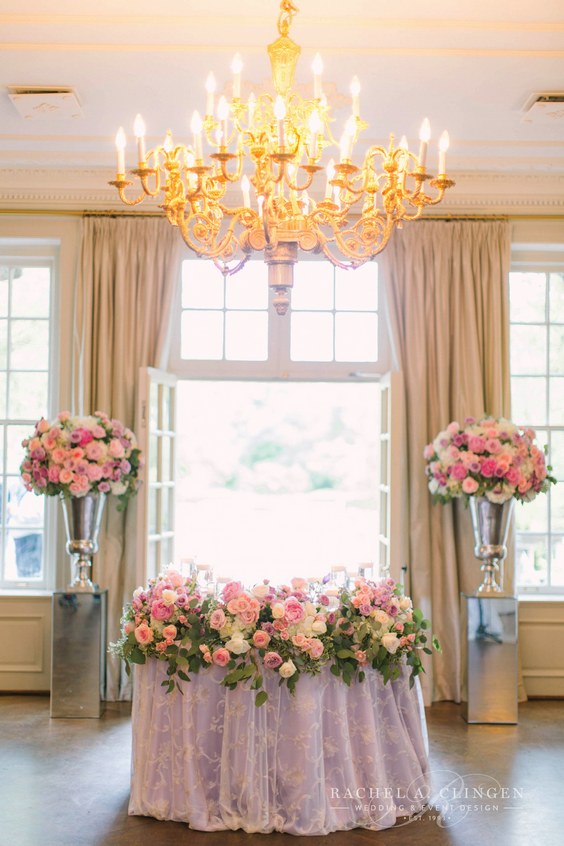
(108, 178, 148, 207)
(128, 166, 162, 198)
(213, 254, 251, 277)
(176, 211, 247, 262)
(285, 168, 315, 193)
(218, 153, 244, 183)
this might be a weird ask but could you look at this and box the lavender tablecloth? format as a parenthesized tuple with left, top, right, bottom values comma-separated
(129, 660, 429, 835)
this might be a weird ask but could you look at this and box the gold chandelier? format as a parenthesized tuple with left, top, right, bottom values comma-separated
(110, 0, 454, 315)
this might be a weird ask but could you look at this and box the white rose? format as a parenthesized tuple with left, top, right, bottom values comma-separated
(252, 584, 270, 599)
(133, 586, 144, 599)
(372, 609, 391, 628)
(279, 659, 297, 679)
(399, 597, 412, 611)
(305, 602, 318, 617)
(312, 620, 327, 634)
(271, 603, 285, 619)
(429, 478, 440, 494)
(381, 633, 400, 654)
(161, 589, 177, 606)
(225, 636, 251, 655)
(110, 480, 127, 496)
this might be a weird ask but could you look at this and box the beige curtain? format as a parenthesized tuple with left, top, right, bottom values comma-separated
(380, 219, 512, 703)
(74, 216, 180, 699)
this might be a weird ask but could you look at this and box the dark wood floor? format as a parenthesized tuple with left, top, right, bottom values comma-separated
(1, 695, 562, 846)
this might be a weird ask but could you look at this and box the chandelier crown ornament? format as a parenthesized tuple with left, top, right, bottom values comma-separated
(110, 0, 455, 315)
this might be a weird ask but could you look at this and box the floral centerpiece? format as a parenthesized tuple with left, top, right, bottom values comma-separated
(423, 416, 555, 505)
(111, 571, 440, 706)
(20, 410, 143, 510)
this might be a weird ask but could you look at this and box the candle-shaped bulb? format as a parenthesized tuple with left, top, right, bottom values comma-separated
(241, 173, 251, 207)
(312, 52, 323, 99)
(438, 130, 449, 174)
(419, 118, 431, 143)
(133, 114, 146, 163)
(350, 75, 361, 117)
(418, 118, 431, 169)
(231, 52, 243, 99)
(115, 126, 126, 173)
(163, 130, 173, 153)
(205, 71, 216, 116)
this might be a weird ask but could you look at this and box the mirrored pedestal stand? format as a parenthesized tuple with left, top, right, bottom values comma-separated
(50, 590, 107, 718)
(460, 594, 518, 724)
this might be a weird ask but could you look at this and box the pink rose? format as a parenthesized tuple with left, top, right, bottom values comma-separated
(37, 418, 50, 434)
(98, 482, 110, 493)
(263, 651, 283, 669)
(150, 599, 174, 621)
(481, 458, 497, 478)
(124, 621, 135, 635)
(108, 439, 125, 458)
(450, 463, 467, 481)
(354, 650, 367, 663)
(162, 624, 177, 641)
(134, 623, 154, 645)
(48, 467, 60, 483)
(468, 436, 486, 453)
(283, 597, 305, 623)
(221, 581, 244, 603)
(462, 477, 479, 494)
(307, 638, 324, 659)
(58, 411, 70, 422)
(253, 630, 271, 649)
(85, 442, 105, 461)
(209, 609, 227, 630)
(423, 443, 435, 460)
(212, 648, 230, 667)
(291, 633, 308, 648)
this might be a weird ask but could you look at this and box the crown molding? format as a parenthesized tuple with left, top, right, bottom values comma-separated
(0, 168, 563, 216)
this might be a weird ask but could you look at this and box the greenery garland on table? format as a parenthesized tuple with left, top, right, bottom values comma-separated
(111, 571, 440, 707)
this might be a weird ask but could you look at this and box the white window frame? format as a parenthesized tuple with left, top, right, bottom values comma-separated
(169, 250, 390, 380)
(0, 241, 60, 591)
(511, 222, 564, 596)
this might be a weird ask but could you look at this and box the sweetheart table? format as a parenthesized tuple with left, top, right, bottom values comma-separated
(129, 660, 429, 835)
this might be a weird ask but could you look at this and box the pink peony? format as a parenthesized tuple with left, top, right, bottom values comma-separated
(307, 638, 324, 659)
(283, 597, 305, 623)
(150, 599, 174, 621)
(108, 439, 125, 458)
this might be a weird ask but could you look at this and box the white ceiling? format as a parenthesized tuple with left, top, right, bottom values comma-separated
(1, 0, 563, 213)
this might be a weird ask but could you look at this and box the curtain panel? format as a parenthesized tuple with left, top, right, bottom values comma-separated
(74, 216, 180, 700)
(380, 219, 511, 703)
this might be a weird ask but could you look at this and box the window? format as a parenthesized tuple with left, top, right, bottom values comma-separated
(170, 255, 387, 584)
(510, 269, 564, 593)
(0, 256, 56, 589)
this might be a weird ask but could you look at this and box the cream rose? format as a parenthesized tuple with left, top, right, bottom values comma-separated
(381, 632, 400, 654)
(225, 636, 251, 655)
(279, 659, 297, 678)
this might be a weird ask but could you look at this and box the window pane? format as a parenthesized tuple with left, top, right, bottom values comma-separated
(225, 311, 268, 361)
(7, 477, 44, 528)
(10, 320, 49, 370)
(225, 263, 268, 309)
(0, 374, 6, 418)
(516, 534, 548, 587)
(511, 377, 546, 427)
(148, 486, 158, 534)
(550, 273, 564, 323)
(514, 494, 548, 533)
(149, 435, 158, 482)
(8, 372, 48, 419)
(149, 382, 159, 431)
(7, 426, 30, 473)
(0, 319, 7, 368)
(291, 312, 333, 361)
(335, 313, 378, 362)
(551, 432, 564, 480)
(162, 487, 171, 533)
(510, 325, 546, 375)
(181, 310, 224, 360)
(335, 264, 378, 311)
(0, 271, 8, 316)
(11, 267, 50, 318)
(551, 536, 564, 586)
(161, 435, 172, 481)
(549, 377, 564, 426)
(291, 264, 334, 310)
(5, 530, 43, 581)
(549, 326, 564, 374)
(509, 273, 546, 323)
(182, 262, 224, 308)
(551, 485, 564, 532)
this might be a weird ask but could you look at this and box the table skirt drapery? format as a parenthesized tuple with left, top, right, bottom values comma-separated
(129, 660, 430, 835)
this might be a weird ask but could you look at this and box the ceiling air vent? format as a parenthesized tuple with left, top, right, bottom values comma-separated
(7, 86, 82, 119)
(521, 92, 564, 124)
